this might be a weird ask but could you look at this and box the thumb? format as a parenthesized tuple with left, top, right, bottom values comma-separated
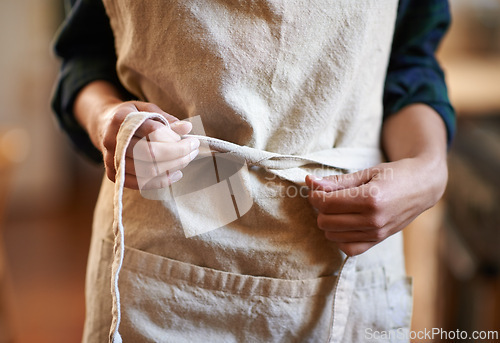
(305, 169, 374, 192)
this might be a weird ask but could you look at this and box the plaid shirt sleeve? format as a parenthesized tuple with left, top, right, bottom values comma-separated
(51, 0, 129, 162)
(383, 0, 456, 145)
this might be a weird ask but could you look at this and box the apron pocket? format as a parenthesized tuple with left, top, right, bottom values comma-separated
(101, 239, 337, 343)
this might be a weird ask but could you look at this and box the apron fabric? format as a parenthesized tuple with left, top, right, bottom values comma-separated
(84, 1, 412, 342)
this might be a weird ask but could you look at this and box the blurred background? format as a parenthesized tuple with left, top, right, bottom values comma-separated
(0, 0, 499, 342)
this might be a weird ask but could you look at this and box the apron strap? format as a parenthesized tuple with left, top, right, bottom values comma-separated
(109, 111, 168, 343)
(186, 134, 382, 171)
(327, 256, 358, 342)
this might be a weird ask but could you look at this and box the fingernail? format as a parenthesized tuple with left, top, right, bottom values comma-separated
(189, 149, 199, 160)
(309, 175, 323, 181)
(170, 170, 183, 183)
(191, 139, 200, 150)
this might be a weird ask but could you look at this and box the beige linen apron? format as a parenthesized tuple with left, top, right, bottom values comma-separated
(84, 1, 412, 342)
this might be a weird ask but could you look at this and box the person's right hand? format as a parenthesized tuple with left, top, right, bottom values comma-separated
(92, 100, 200, 190)
(74, 81, 200, 190)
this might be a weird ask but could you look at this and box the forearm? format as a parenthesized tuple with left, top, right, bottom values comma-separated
(382, 103, 448, 204)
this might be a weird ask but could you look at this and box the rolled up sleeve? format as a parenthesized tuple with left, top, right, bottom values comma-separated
(383, 0, 456, 145)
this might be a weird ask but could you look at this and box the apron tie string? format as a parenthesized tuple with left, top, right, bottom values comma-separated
(110, 111, 366, 342)
(186, 134, 382, 172)
(109, 112, 169, 343)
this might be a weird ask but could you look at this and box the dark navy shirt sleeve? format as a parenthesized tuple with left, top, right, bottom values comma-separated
(51, 0, 129, 162)
(384, 0, 456, 145)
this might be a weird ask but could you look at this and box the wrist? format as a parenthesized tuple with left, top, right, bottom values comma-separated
(407, 152, 448, 207)
(89, 95, 122, 150)
(74, 81, 124, 152)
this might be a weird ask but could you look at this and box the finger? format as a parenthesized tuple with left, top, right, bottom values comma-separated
(317, 213, 368, 232)
(169, 120, 193, 136)
(123, 173, 141, 190)
(306, 168, 375, 192)
(134, 119, 180, 141)
(133, 102, 179, 124)
(106, 161, 184, 190)
(137, 170, 183, 190)
(317, 210, 389, 237)
(104, 150, 116, 178)
(323, 230, 378, 243)
(106, 164, 116, 183)
(128, 136, 200, 162)
(128, 149, 199, 178)
(138, 125, 182, 144)
(336, 242, 377, 256)
(308, 189, 366, 214)
(121, 170, 184, 190)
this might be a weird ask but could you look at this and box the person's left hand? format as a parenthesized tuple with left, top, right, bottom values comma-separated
(306, 157, 447, 256)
